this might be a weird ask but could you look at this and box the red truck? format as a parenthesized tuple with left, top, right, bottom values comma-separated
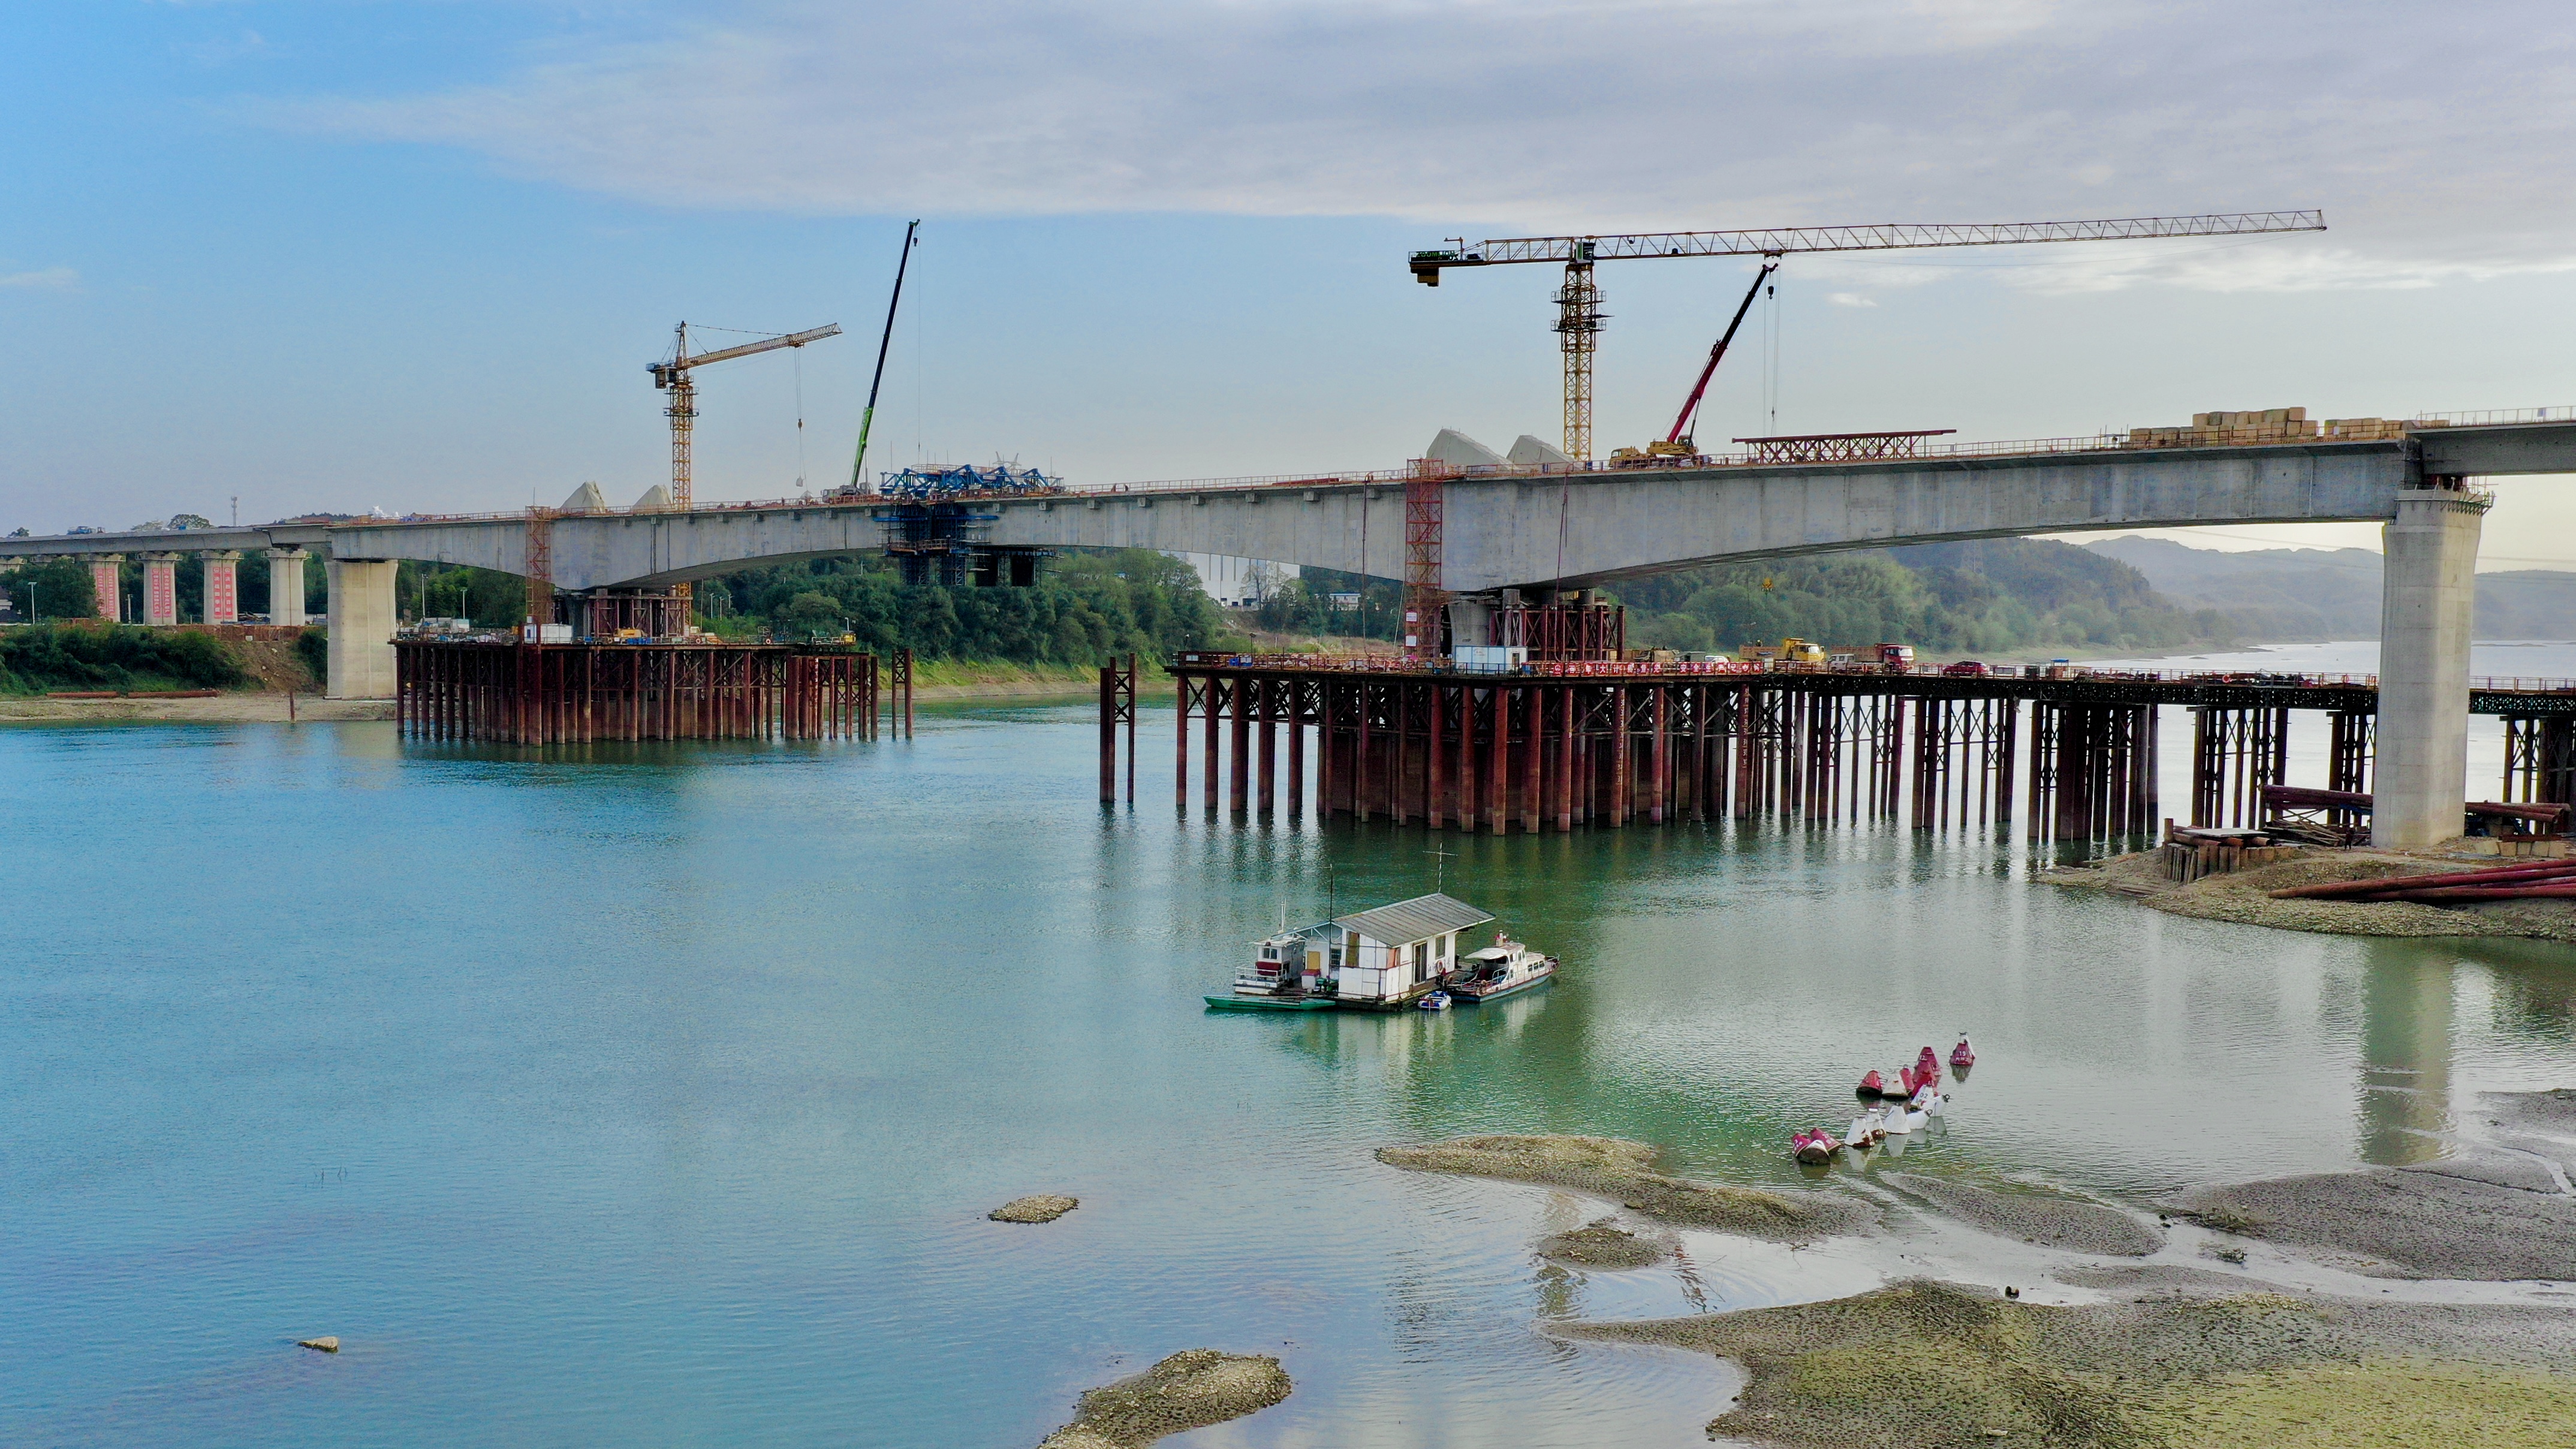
(1876, 643, 1916, 672)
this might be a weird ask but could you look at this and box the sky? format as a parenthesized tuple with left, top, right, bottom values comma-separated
(4, 1, 2574, 567)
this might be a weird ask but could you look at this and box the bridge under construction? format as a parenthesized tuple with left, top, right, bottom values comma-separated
(5, 409, 2574, 849)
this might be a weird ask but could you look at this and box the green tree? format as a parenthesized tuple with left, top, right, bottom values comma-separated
(10, 558, 99, 620)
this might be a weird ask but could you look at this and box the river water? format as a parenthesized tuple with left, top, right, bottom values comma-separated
(5, 670, 2574, 1445)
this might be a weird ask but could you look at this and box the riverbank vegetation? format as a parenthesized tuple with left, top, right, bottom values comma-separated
(1252, 540, 2233, 659)
(1616, 539, 2234, 658)
(385, 551, 1242, 669)
(0, 623, 253, 694)
(692, 550, 1242, 664)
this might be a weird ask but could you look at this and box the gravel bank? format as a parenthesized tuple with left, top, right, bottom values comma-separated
(1888, 1174, 2164, 1257)
(1376, 1135, 1863, 1241)
(2180, 1169, 2576, 1280)
(1037, 1349, 1290, 1449)
(1570, 1278, 2576, 1449)
(990, 1194, 1079, 1224)
(2045, 850, 2576, 942)
(2488, 1086, 2576, 1134)
(1535, 1219, 1668, 1269)
(0, 694, 390, 722)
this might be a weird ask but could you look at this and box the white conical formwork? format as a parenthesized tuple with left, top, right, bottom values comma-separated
(560, 480, 611, 513)
(1421, 429, 1504, 469)
(630, 484, 673, 514)
(1507, 435, 1573, 466)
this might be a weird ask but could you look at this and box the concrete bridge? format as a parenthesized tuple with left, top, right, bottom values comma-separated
(5, 418, 2573, 848)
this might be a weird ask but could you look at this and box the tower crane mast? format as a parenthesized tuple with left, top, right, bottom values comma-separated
(1410, 210, 2326, 461)
(648, 321, 843, 511)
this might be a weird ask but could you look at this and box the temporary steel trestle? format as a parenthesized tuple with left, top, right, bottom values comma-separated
(1166, 664, 2143, 838)
(1156, 661, 2576, 842)
(395, 640, 876, 745)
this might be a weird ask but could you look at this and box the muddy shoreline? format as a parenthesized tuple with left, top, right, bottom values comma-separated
(1379, 1128, 2576, 1448)
(2046, 847, 2576, 943)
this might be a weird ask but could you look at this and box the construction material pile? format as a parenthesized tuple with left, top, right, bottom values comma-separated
(2124, 407, 2456, 448)
(2268, 858, 2576, 905)
(2159, 824, 2299, 882)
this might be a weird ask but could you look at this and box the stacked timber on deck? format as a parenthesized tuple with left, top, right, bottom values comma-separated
(394, 640, 873, 744)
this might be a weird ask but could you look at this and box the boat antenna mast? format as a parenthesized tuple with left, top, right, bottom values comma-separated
(1427, 845, 1455, 894)
(849, 219, 921, 493)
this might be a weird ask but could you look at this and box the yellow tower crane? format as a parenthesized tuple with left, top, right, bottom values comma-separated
(1409, 210, 2326, 462)
(647, 321, 843, 511)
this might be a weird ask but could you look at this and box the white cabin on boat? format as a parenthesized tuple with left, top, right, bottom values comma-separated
(1313, 893, 1495, 1008)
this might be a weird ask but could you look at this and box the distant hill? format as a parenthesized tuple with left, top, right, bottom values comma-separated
(2083, 537, 2576, 640)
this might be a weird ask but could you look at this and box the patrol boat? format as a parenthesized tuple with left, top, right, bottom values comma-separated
(1445, 932, 1557, 1004)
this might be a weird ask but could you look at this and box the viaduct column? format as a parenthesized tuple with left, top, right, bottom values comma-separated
(324, 555, 399, 699)
(267, 549, 310, 626)
(2372, 481, 2489, 849)
(202, 550, 241, 625)
(141, 553, 182, 625)
(91, 556, 123, 620)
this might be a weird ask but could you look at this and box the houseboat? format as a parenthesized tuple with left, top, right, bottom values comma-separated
(1447, 933, 1556, 1003)
(1310, 893, 1495, 1010)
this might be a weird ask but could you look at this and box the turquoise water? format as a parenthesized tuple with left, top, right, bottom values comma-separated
(4, 703, 2574, 1445)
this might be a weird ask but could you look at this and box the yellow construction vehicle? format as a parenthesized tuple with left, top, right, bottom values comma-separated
(1606, 439, 1703, 467)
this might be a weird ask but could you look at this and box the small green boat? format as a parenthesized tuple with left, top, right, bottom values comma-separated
(1204, 992, 1337, 1013)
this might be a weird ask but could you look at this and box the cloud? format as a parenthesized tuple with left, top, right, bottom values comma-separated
(1827, 293, 1878, 308)
(266, 0, 2576, 290)
(0, 267, 79, 290)
(179, 29, 270, 68)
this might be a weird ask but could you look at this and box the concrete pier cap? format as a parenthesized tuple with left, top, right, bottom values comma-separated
(2370, 480, 2489, 849)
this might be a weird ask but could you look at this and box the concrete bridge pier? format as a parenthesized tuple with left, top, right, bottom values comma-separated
(89, 556, 122, 620)
(203, 550, 241, 625)
(267, 549, 309, 626)
(324, 557, 398, 700)
(141, 553, 182, 626)
(2372, 481, 2490, 848)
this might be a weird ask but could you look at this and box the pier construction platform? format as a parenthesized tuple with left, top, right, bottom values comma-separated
(394, 639, 882, 745)
(1150, 654, 2576, 845)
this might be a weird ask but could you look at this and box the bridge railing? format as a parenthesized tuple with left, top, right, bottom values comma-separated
(2411, 406, 2576, 427)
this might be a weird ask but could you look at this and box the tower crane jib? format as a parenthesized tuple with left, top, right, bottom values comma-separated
(647, 321, 844, 513)
(1409, 210, 2326, 461)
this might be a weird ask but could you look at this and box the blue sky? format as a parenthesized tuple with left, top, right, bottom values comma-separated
(5, 1, 2574, 564)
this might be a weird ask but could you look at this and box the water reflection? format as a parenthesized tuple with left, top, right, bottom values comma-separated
(2359, 942, 2455, 1165)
